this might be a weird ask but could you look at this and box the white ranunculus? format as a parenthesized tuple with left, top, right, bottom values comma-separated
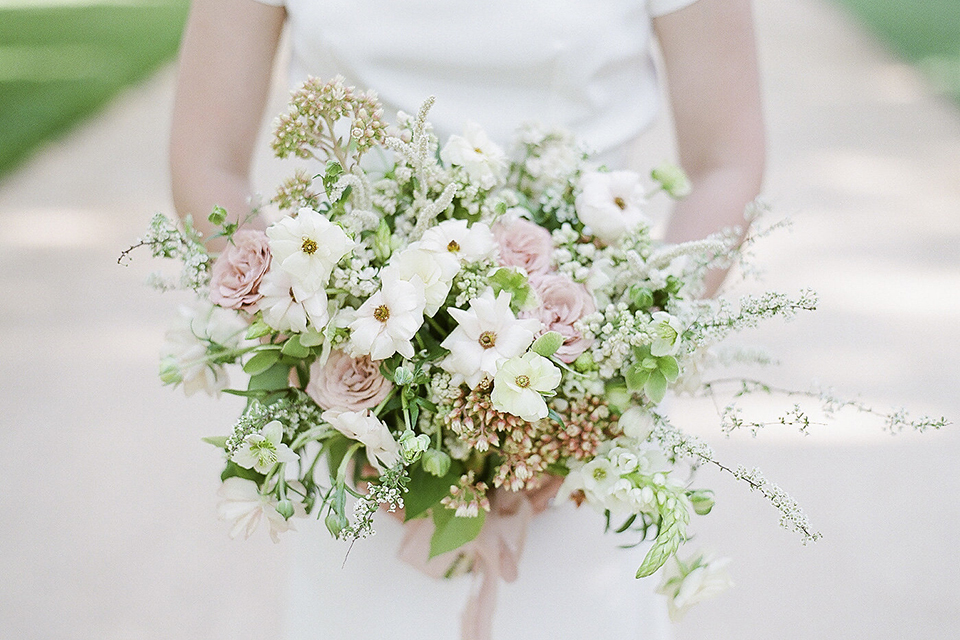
(160, 299, 248, 397)
(216, 477, 305, 543)
(440, 289, 541, 389)
(439, 122, 507, 189)
(650, 311, 683, 357)
(419, 219, 497, 266)
(575, 170, 649, 245)
(491, 352, 562, 421)
(231, 420, 299, 474)
(384, 245, 456, 317)
(348, 270, 426, 360)
(266, 207, 355, 292)
(258, 267, 329, 333)
(619, 406, 655, 442)
(321, 409, 400, 472)
(657, 552, 734, 621)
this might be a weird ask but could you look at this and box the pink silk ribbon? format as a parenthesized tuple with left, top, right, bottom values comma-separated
(397, 482, 560, 640)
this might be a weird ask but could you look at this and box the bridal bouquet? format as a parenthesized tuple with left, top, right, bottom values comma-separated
(126, 76, 946, 629)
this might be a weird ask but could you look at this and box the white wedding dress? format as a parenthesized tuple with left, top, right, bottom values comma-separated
(249, 0, 701, 636)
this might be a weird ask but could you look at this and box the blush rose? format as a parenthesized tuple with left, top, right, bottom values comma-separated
(492, 214, 554, 276)
(523, 273, 595, 363)
(306, 350, 394, 412)
(209, 229, 272, 311)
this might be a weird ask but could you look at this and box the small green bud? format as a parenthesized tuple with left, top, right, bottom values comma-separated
(629, 285, 654, 309)
(245, 319, 273, 340)
(393, 365, 415, 386)
(159, 357, 182, 385)
(421, 449, 452, 477)
(398, 430, 430, 464)
(275, 499, 296, 520)
(207, 205, 228, 226)
(604, 381, 631, 412)
(325, 510, 347, 537)
(531, 331, 564, 358)
(373, 218, 393, 262)
(574, 352, 596, 373)
(651, 162, 692, 198)
(689, 490, 716, 516)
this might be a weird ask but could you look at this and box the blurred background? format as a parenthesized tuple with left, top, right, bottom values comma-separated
(1, 0, 958, 638)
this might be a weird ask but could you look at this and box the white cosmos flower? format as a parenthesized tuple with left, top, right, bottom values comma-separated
(439, 122, 507, 189)
(266, 207, 355, 292)
(491, 352, 561, 421)
(440, 289, 541, 389)
(231, 420, 299, 474)
(321, 409, 400, 473)
(348, 270, 426, 360)
(419, 219, 496, 265)
(216, 477, 305, 544)
(657, 552, 734, 621)
(258, 268, 329, 333)
(575, 170, 649, 245)
(650, 311, 683, 357)
(160, 299, 248, 397)
(383, 244, 456, 317)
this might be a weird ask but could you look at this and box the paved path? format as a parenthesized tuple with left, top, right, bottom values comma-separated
(1, 1, 958, 638)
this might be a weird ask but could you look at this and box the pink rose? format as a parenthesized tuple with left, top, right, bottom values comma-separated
(492, 216, 554, 276)
(209, 229, 271, 311)
(306, 350, 393, 412)
(523, 274, 595, 363)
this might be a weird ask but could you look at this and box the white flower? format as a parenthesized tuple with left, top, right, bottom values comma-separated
(575, 170, 649, 245)
(160, 299, 248, 397)
(650, 311, 683, 357)
(491, 352, 561, 421)
(619, 406, 655, 442)
(216, 477, 304, 544)
(384, 244, 457, 317)
(266, 207, 355, 292)
(231, 420, 299, 474)
(580, 457, 619, 498)
(420, 219, 496, 265)
(321, 409, 400, 472)
(657, 552, 734, 621)
(440, 122, 507, 189)
(348, 270, 426, 360)
(440, 289, 541, 389)
(258, 268, 329, 333)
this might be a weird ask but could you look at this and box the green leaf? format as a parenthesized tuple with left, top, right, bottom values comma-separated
(220, 460, 264, 483)
(245, 320, 274, 340)
(202, 436, 228, 449)
(625, 365, 651, 393)
(248, 362, 293, 392)
(208, 205, 228, 226)
(645, 370, 668, 404)
(280, 335, 311, 359)
(404, 460, 464, 522)
(243, 349, 282, 376)
(430, 507, 486, 558)
(658, 355, 680, 382)
(547, 407, 565, 426)
(324, 434, 353, 482)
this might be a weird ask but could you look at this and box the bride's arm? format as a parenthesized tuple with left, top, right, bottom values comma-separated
(653, 0, 766, 296)
(170, 0, 286, 243)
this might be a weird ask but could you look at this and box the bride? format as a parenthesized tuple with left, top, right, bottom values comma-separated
(169, 0, 764, 637)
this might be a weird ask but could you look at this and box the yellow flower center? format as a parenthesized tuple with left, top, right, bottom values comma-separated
(515, 375, 530, 388)
(613, 197, 627, 210)
(374, 305, 390, 322)
(447, 240, 461, 253)
(478, 331, 497, 349)
(301, 237, 319, 255)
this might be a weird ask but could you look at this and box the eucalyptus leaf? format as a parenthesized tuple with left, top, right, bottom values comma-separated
(430, 507, 486, 558)
(248, 362, 293, 392)
(243, 349, 282, 375)
(281, 335, 311, 359)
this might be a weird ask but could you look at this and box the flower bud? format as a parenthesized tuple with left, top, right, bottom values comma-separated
(629, 285, 654, 309)
(398, 430, 430, 464)
(393, 365, 415, 386)
(651, 162, 692, 199)
(373, 218, 393, 262)
(531, 331, 564, 358)
(573, 351, 595, 373)
(619, 406, 655, 441)
(158, 357, 183, 385)
(421, 449, 452, 477)
(325, 510, 348, 537)
(275, 499, 296, 520)
(688, 490, 715, 516)
(207, 205, 228, 226)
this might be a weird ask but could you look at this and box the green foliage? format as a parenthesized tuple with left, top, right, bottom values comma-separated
(403, 460, 464, 521)
(430, 506, 486, 558)
(0, 1, 190, 176)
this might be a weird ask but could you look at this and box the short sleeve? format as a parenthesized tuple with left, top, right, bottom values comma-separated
(648, 0, 701, 18)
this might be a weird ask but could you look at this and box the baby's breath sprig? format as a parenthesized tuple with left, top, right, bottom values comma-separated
(118, 213, 210, 292)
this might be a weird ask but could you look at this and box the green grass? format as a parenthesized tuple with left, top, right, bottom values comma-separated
(0, 1, 189, 178)
(833, 0, 960, 103)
